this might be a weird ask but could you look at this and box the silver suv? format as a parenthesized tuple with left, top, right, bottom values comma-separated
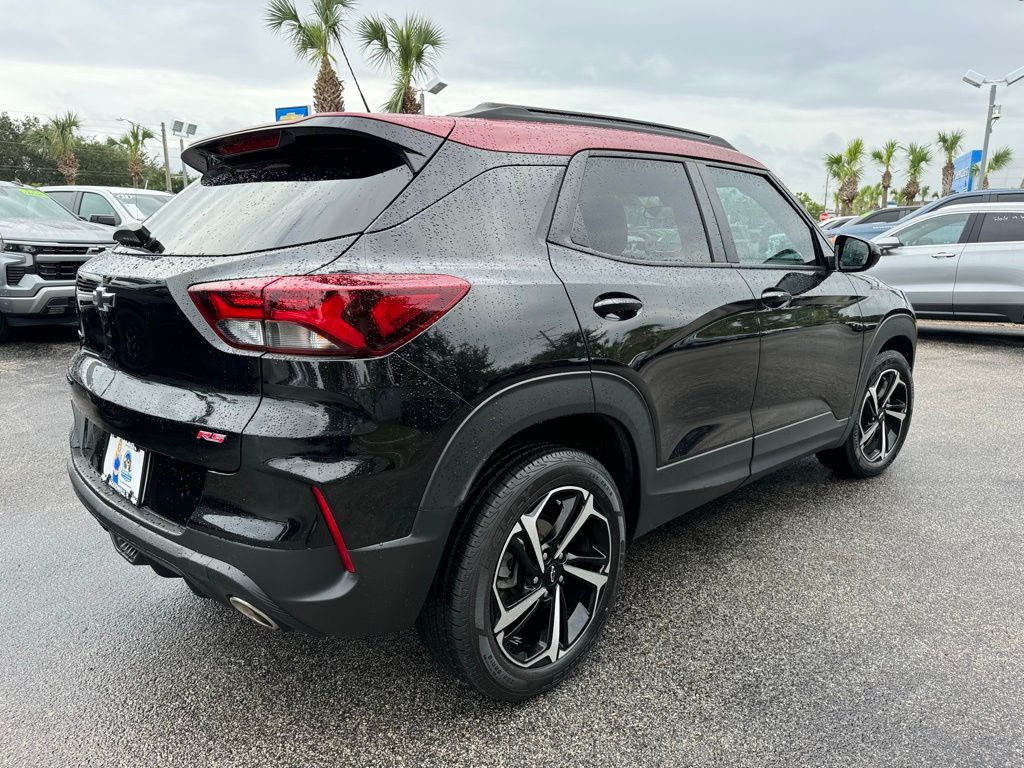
(0, 182, 114, 340)
(870, 202, 1024, 323)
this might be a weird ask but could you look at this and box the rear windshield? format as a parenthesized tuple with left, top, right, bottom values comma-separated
(114, 192, 171, 220)
(141, 133, 412, 255)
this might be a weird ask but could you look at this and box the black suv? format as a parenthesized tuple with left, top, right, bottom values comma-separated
(68, 104, 916, 700)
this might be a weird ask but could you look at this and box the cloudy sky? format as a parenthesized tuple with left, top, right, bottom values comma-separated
(4, 0, 1024, 202)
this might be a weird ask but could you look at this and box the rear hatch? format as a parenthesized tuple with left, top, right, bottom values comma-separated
(70, 115, 452, 473)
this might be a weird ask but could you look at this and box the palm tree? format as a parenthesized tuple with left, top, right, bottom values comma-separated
(853, 182, 882, 214)
(357, 13, 445, 113)
(983, 147, 1013, 189)
(117, 122, 156, 187)
(823, 138, 865, 216)
(918, 185, 931, 204)
(900, 142, 932, 205)
(265, 0, 368, 113)
(34, 111, 80, 184)
(935, 129, 965, 197)
(870, 139, 900, 208)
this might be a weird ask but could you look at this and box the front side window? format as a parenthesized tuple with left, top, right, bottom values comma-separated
(80, 192, 119, 223)
(978, 212, 1024, 243)
(868, 209, 904, 224)
(573, 157, 711, 264)
(703, 167, 817, 267)
(894, 213, 971, 247)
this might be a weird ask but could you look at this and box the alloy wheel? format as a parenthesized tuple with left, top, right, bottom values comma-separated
(491, 486, 612, 668)
(858, 368, 909, 464)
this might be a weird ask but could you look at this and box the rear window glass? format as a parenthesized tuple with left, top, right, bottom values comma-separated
(141, 133, 412, 255)
(978, 212, 1024, 243)
(572, 157, 711, 265)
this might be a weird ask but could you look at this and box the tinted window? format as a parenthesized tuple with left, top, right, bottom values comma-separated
(704, 167, 817, 266)
(866, 209, 904, 224)
(141, 133, 412, 256)
(80, 192, 119, 223)
(978, 212, 1024, 243)
(895, 212, 971, 247)
(994, 192, 1024, 203)
(573, 158, 711, 264)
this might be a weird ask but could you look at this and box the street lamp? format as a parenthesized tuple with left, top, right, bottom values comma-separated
(171, 120, 198, 186)
(962, 66, 1024, 188)
(119, 116, 172, 192)
(419, 77, 448, 114)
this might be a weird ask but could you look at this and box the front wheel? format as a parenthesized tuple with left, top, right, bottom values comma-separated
(817, 350, 913, 478)
(418, 445, 626, 700)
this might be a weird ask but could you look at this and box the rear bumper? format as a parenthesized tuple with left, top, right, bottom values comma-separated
(68, 450, 447, 637)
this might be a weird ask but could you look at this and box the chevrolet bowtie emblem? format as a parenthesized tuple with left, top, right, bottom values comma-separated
(93, 286, 117, 313)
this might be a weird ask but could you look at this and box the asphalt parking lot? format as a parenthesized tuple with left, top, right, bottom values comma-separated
(2, 321, 1023, 767)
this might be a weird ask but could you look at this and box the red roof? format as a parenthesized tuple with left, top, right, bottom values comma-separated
(313, 112, 764, 169)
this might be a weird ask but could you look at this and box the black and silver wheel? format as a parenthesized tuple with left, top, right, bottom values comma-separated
(418, 445, 626, 700)
(817, 349, 914, 478)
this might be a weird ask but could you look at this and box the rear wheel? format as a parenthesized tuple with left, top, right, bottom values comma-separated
(418, 445, 626, 700)
(817, 350, 913, 478)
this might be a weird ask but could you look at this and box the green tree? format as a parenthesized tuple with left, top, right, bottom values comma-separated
(824, 138, 865, 216)
(899, 142, 932, 204)
(265, 0, 368, 113)
(794, 191, 824, 219)
(357, 13, 445, 113)
(870, 139, 900, 208)
(935, 129, 965, 197)
(117, 122, 156, 187)
(33, 111, 81, 184)
(983, 146, 1013, 189)
(853, 182, 883, 214)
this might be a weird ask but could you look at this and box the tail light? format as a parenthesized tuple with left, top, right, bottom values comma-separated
(188, 273, 469, 357)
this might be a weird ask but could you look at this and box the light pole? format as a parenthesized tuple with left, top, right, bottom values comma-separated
(171, 120, 198, 188)
(962, 67, 1024, 189)
(419, 77, 448, 114)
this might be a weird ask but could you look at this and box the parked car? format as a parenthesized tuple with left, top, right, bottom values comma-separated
(40, 185, 173, 227)
(870, 202, 1024, 323)
(67, 105, 917, 700)
(0, 182, 114, 340)
(819, 214, 857, 231)
(829, 205, 919, 241)
(881, 188, 1024, 231)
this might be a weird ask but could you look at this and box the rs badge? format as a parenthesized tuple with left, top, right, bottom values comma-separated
(196, 430, 226, 444)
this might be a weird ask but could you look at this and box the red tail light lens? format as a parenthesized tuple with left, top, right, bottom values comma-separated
(216, 131, 281, 156)
(188, 273, 469, 357)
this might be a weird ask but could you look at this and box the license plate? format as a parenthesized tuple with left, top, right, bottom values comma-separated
(101, 435, 148, 506)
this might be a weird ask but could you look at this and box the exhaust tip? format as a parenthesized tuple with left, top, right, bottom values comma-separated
(229, 596, 280, 630)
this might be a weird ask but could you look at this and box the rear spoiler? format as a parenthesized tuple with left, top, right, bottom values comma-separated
(181, 115, 455, 175)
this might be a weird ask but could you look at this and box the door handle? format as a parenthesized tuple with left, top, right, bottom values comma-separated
(593, 294, 643, 321)
(760, 288, 793, 309)
(931, 252, 958, 259)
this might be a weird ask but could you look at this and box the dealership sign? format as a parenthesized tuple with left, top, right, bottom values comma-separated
(275, 105, 311, 122)
(951, 149, 983, 193)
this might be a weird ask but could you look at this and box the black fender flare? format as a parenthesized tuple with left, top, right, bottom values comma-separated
(841, 310, 917, 439)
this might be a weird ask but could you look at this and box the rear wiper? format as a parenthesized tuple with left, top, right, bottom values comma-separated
(113, 223, 164, 254)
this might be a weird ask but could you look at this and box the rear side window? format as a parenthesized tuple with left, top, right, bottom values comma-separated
(977, 212, 1024, 243)
(703, 166, 817, 266)
(572, 157, 711, 264)
(45, 190, 75, 211)
(141, 133, 413, 256)
(994, 192, 1024, 203)
(895, 212, 971, 247)
(867, 209, 904, 224)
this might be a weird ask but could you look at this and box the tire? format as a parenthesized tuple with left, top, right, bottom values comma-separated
(817, 350, 913, 478)
(417, 445, 627, 701)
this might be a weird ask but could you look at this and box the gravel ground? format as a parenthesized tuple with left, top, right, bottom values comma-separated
(1, 321, 1023, 768)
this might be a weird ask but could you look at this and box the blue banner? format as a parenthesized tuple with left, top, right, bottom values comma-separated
(951, 149, 983, 193)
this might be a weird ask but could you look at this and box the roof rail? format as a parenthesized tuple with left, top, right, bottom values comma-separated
(448, 102, 735, 150)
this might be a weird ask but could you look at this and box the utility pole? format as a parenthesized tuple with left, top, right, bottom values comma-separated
(962, 67, 1024, 189)
(160, 122, 173, 192)
(978, 84, 997, 189)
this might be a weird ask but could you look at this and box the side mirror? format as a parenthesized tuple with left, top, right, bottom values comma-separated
(89, 214, 118, 227)
(835, 234, 882, 272)
(874, 235, 901, 254)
